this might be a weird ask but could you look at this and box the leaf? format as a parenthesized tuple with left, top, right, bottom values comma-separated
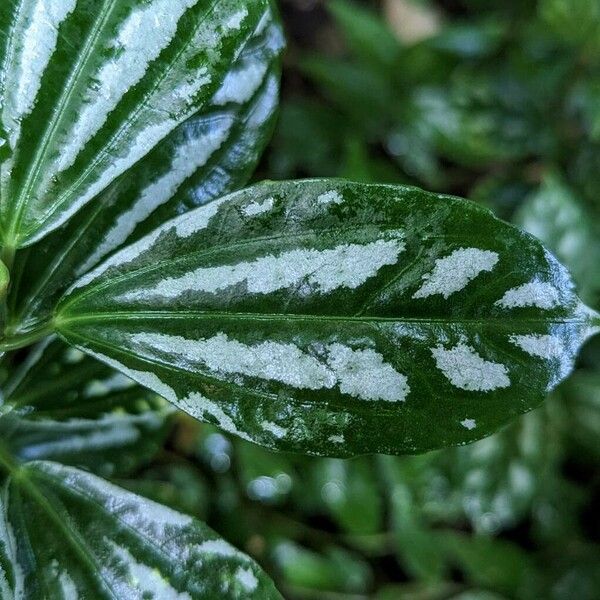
(267, 100, 349, 179)
(55, 180, 599, 456)
(439, 531, 533, 597)
(0, 459, 281, 599)
(0, 259, 7, 299)
(118, 463, 210, 520)
(305, 458, 383, 535)
(380, 456, 447, 581)
(539, 0, 600, 51)
(0, 337, 172, 477)
(327, 0, 400, 68)
(515, 174, 600, 305)
(6, 4, 283, 336)
(0, 0, 278, 249)
(428, 20, 506, 59)
(272, 541, 372, 594)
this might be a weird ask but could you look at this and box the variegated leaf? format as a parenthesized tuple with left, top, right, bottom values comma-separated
(0, 0, 277, 249)
(55, 180, 600, 456)
(0, 460, 281, 598)
(0, 337, 172, 477)
(6, 2, 283, 336)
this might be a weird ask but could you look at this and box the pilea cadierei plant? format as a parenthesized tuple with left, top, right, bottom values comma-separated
(0, 1, 598, 598)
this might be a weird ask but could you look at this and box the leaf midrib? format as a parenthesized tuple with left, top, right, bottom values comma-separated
(57, 309, 587, 327)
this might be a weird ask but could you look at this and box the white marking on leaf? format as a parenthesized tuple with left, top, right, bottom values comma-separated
(317, 190, 344, 205)
(58, 0, 200, 173)
(0, 490, 25, 599)
(235, 566, 258, 592)
(80, 350, 177, 402)
(224, 7, 248, 30)
(180, 392, 252, 441)
(109, 542, 192, 600)
(413, 248, 499, 299)
(326, 343, 410, 402)
(132, 332, 336, 390)
(328, 434, 345, 444)
(120, 239, 405, 301)
(131, 333, 409, 402)
(173, 196, 227, 238)
(247, 73, 279, 129)
(255, 6, 272, 36)
(76, 123, 232, 274)
(242, 197, 274, 217)
(495, 281, 560, 309)
(84, 373, 135, 398)
(46, 65, 212, 249)
(5, 0, 76, 145)
(461, 418, 477, 430)
(213, 61, 268, 106)
(37, 462, 193, 533)
(63, 85, 210, 214)
(261, 420, 287, 438)
(197, 539, 242, 558)
(509, 334, 564, 359)
(58, 570, 78, 599)
(432, 343, 510, 391)
(21, 423, 140, 460)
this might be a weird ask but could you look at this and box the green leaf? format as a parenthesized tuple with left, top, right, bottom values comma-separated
(306, 458, 383, 535)
(267, 100, 349, 179)
(6, 4, 283, 337)
(0, 0, 278, 249)
(439, 531, 533, 597)
(539, 0, 600, 52)
(327, 0, 400, 68)
(0, 337, 172, 477)
(0, 260, 7, 299)
(118, 463, 210, 520)
(272, 541, 371, 594)
(0, 459, 281, 598)
(515, 174, 600, 305)
(55, 180, 599, 456)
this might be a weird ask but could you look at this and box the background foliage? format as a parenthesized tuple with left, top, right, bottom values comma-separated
(124, 1, 598, 597)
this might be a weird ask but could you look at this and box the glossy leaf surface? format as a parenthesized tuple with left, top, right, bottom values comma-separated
(0, 460, 280, 598)
(6, 2, 283, 336)
(56, 180, 599, 455)
(0, 0, 277, 248)
(0, 337, 172, 477)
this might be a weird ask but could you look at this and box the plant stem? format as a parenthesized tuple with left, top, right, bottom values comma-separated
(0, 441, 18, 477)
(0, 244, 15, 275)
(0, 254, 9, 335)
(0, 323, 55, 352)
(0, 244, 15, 338)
